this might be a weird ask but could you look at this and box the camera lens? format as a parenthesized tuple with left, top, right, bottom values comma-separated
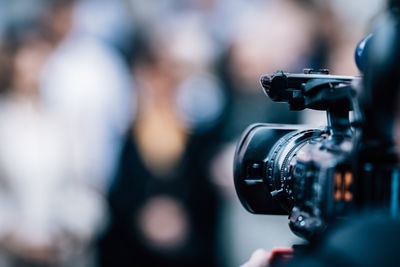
(234, 123, 322, 215)
(265, 129, 323, 212)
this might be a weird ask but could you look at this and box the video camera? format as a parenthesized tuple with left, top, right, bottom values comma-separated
(233, 1, 400, 241)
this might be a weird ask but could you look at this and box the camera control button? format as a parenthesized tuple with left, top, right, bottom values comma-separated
(271, 189, 284, 197)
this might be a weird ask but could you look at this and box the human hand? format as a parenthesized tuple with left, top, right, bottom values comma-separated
(240, 249, 270, 267)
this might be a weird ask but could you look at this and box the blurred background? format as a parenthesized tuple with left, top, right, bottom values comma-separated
(0, 0, 385, 266)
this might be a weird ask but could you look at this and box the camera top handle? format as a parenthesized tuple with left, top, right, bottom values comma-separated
(260, 69, 358, 111)
(261, 70, 360, 137)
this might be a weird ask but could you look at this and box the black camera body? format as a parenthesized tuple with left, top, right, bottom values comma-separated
(234, 71, 362, 239)
(235, 63, 400, 242)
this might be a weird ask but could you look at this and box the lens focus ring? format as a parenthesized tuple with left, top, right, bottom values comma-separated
(265, 129, 322, 211)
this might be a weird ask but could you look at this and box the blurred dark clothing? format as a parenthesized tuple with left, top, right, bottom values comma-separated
(286, 214, 400, 267)
(99, 122, 225, 267)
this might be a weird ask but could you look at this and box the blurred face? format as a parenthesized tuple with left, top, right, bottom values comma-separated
(12, 39, 52, 97)
(46, 2, 75, 44)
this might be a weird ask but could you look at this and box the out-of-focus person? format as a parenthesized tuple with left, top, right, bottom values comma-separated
(39, 0, 135, 192)
(99, 16, 227, 267)
(0, 29, 106, 266)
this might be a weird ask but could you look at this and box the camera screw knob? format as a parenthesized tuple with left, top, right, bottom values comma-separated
(303, 68, 313, 74)
(303, 68, 330, 74)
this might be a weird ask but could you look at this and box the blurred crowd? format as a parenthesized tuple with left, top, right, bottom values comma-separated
(0, 0, 384, 266)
